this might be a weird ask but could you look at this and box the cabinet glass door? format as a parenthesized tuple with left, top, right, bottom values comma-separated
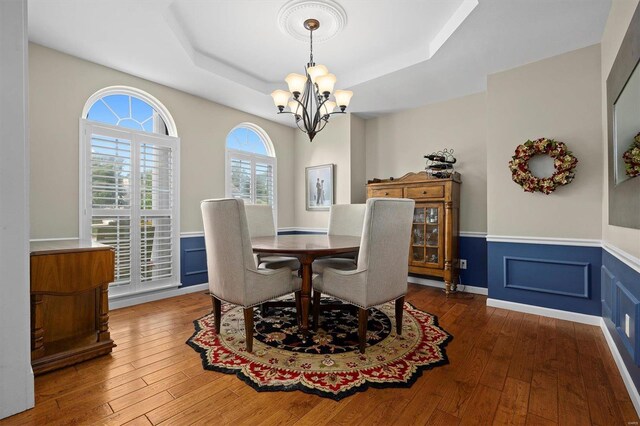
(409, 203, 444, 268)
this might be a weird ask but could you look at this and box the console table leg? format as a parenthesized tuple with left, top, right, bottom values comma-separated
(31, 294, 45, 359)
(97, 284, 110, 342)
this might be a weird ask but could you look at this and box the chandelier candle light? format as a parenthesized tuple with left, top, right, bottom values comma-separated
(271, 18, 353, 141)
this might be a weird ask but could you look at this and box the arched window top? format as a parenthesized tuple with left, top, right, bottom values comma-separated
(226, 123, 275, 157)
(82, 86, 178, 137)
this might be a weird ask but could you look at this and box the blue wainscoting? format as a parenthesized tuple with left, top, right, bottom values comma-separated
(488, 242, 602, 316)
(180, 233, 490, 289)
(180, 236, 208, 287)
(459, 236, 488, 288)
(602, 249, 640, 392)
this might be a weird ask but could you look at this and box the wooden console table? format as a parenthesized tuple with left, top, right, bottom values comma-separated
(30, 240, 115, 375)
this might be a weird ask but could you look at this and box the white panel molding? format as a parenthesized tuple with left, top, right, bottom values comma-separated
(486, 235, 602, 247)
(109, 283, 208, 310)
(600, 318, 640, 417)
(459, 231, 487, 238)
(180, 231, 205, 237)
(408, 276, 488, 295)
(486, 298, 601, 325)
(603, 242, 640, 274)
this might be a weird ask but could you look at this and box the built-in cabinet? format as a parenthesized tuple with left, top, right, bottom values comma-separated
(367, 172, 461, 293)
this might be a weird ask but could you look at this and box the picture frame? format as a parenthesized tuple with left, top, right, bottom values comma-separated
(305, 164, 334, 211)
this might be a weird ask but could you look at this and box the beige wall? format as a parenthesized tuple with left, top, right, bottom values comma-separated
(350, 115, 367, 203)
(29, 44, 296, 239)
(293, 114, 352, 229)
(365, 92, 487, 233)
(601, 0, 640, 258)
(486, 45, 603, 239)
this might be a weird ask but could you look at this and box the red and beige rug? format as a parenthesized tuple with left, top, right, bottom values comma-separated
(186, 298, 451, 400)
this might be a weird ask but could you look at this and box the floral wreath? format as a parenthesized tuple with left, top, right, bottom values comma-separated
(622, 132, 640, 178)
(508, 138, 578, 194)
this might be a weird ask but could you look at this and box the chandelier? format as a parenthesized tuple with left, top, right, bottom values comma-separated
(270, 19, 353, 141)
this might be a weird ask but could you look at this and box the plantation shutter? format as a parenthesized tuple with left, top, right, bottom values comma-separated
(90, 133, 132, 287)
(227, 151, 275, 208)
(83, 123, 180, 296)
(230, 157, 252, 202)
(254, 161, 274, 206)
(140, 142, 174, 284)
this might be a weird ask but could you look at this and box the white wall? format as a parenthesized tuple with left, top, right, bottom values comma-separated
(365, 92, 487, 233)
(0, 0, 35, 419)
(601, 0, 640, 258)
(487, 45, 603, 239)
(293, 114, 352, 229)
(28, 44, 296, 238)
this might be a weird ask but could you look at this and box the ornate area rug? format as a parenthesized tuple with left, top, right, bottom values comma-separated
(186, 298, 451, 400)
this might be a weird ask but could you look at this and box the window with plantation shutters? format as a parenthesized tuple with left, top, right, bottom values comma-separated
(81, 88, 180, 297)
(225, 124, 277, 219)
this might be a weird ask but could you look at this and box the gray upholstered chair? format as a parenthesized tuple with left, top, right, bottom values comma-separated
(313, 203, 366, 272)
(244, 204, 300, 271)
(201, 198, 301, 352)
(312, 198, 415, 353)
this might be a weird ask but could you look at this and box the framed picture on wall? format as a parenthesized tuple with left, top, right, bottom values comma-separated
(306, 164, 334, 211)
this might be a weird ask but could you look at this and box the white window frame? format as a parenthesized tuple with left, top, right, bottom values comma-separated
(80, 87, 180, 298)
(225, 123, 278, 227)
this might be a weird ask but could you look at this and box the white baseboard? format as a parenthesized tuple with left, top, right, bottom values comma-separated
(110, 283, 208, 310)
(408, 276, 488, 295)
(485, 298, 601, 325)
(600, 318, 640, 417)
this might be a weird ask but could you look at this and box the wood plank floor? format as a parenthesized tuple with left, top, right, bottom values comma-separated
(3, 284, 638, 425)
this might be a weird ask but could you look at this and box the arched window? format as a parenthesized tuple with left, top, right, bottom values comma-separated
(225, 123, 277, 213)
(80, 86, 180, 297)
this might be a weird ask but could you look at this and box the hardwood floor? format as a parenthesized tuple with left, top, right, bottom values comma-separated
(3, 284, 637, 425)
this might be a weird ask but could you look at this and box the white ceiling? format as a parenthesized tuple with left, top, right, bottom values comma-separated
(28, 0, 611, 125)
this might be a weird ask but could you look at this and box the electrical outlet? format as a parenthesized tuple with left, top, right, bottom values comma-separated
(459, 259, 467, 270)
(626, 314, 631, 338)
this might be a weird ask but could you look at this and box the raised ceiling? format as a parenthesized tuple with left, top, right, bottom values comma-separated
(28, 0, 611, 125)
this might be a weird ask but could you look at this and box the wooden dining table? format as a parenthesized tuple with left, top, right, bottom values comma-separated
(251, 234, 361, 335)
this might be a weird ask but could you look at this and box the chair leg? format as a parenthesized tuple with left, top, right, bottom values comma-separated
(312, 290, 322, 331)
(294, 291, 302, 327)
(358, 308, 368, 354)
(395, 296, 405, 335)
(211, 296, 221, 334)
(243, 307, 254, 353)
(260, 303, 268, 317)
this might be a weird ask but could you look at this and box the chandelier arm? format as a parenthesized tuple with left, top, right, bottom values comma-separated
(300, 78, 315, 133)
(295, 117, 309, 135)
(316, 117, 329, 133)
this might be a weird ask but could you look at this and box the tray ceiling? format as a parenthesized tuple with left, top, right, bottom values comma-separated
(28, 0, 610, 125)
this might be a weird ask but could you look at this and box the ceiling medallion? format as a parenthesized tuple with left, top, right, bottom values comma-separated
(271, 18, 353, 142)
(277, 0, 347, 43)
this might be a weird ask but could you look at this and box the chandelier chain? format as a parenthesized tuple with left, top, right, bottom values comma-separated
(309, 28, 314, 65)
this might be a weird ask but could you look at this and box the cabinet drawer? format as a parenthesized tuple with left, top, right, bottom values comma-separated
(370, 188, 403, 198)
(405, 186, 444, 199)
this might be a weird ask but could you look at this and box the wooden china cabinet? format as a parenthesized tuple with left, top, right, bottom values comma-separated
(366, 171, 461, 294)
